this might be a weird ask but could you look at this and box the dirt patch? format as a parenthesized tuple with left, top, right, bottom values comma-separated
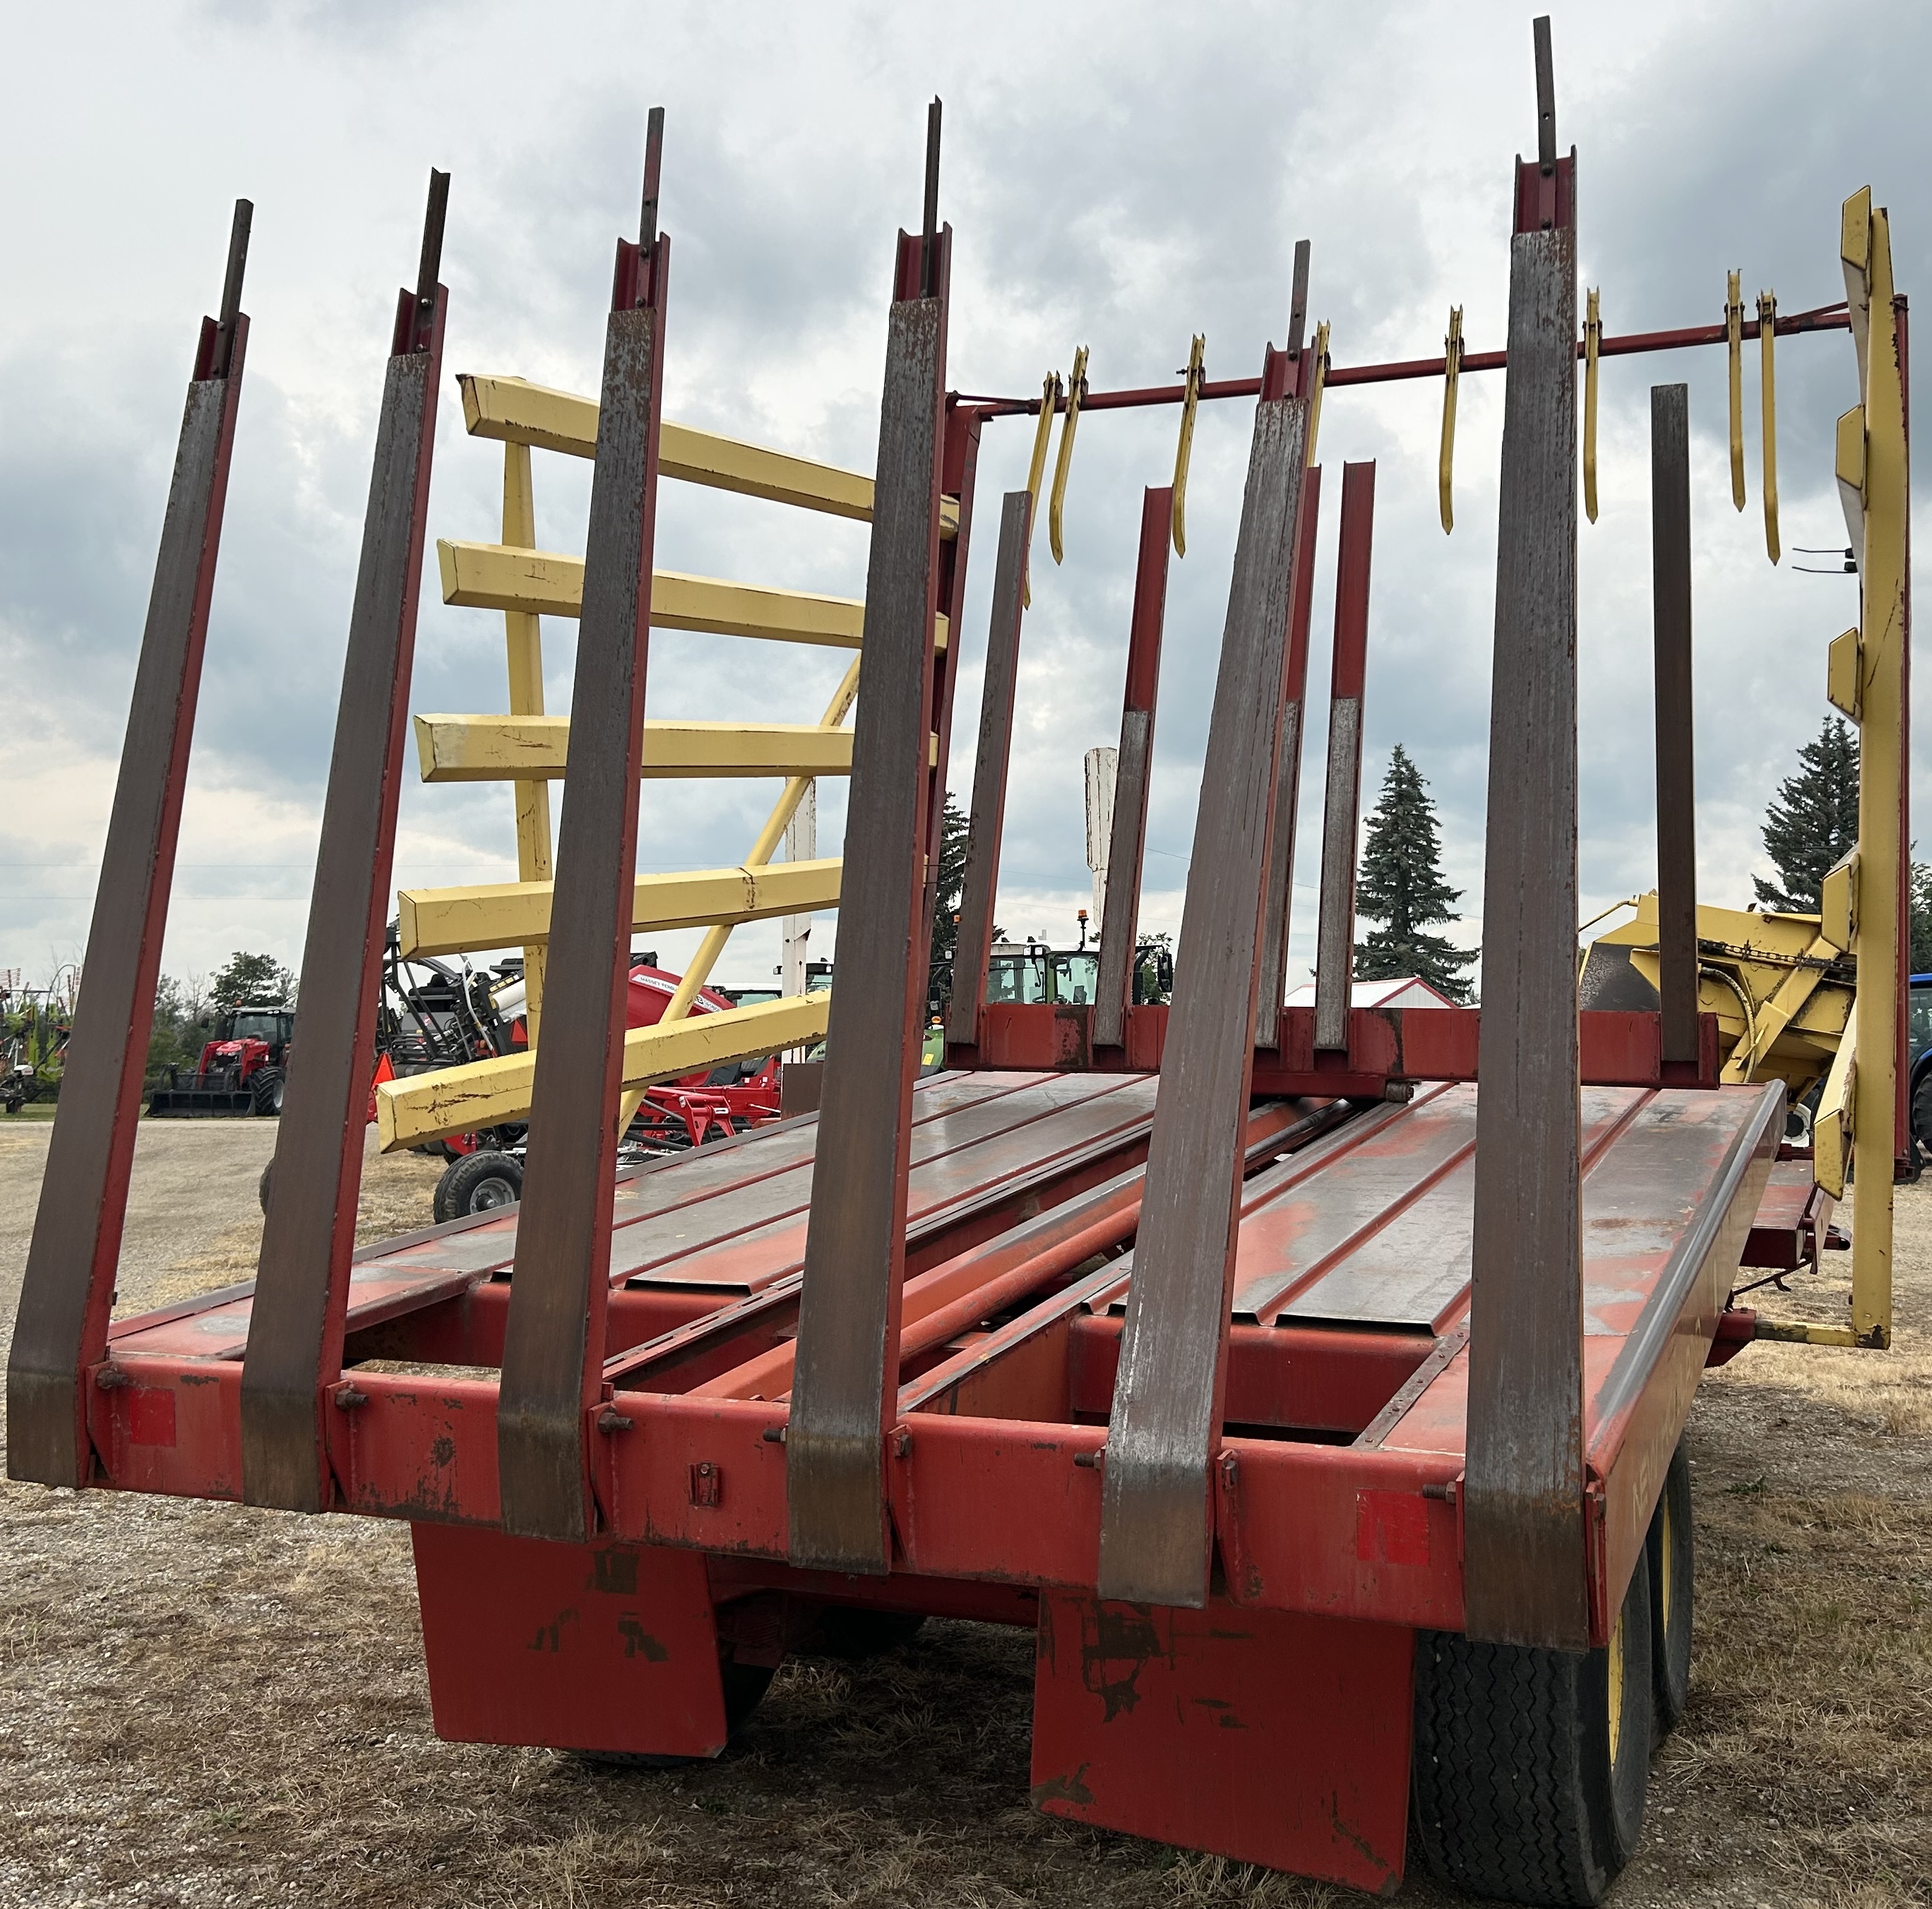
(1, 1128, 1929, 1906)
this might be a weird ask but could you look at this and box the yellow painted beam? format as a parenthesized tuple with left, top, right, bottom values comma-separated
(375, 991, 831, 1151)
(414, 714, 859, 783)
(397, 858, 845, 958)
(439, 539, 948, 650)
(455, 373, 957, 536)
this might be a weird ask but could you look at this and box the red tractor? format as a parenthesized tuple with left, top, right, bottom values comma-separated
(148, 1005, 294, 1117)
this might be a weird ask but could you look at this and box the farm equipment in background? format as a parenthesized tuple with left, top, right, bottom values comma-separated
(1, 984, 70, 1114)
(146, 1004, 294, 1117)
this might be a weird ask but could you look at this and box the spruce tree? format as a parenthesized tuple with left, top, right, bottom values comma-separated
(1352, 745, 1475, 1003)
(927, 794, 970, 1003)
(1753, 715, 1859, 913)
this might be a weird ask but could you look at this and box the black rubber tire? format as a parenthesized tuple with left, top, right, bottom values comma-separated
(251, 1066, 285, 1116)
(572, 1658, 775, 1769)
(258, 1160, 275, 1216)
(434, 1149, 523, 1223)
(1412, 1557, 1652, 1905)
(1647, 1440, 1694, 1739)
(801, 1606, 927, 1660)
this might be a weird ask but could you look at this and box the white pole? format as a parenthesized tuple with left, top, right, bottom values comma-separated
(782, 781, 816, 1058)
(1085, 746, 1118, 935)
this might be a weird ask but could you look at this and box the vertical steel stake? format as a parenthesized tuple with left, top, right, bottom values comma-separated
(1313, 462, 1376, 1053)
(242, 171, 451, 1512)
(497, 112, 672, 1538)
(1097, 268, 1315, 1608)
(8, 202, 252, 1487)
(1255, 462, 1324, 1049)
(1650, 385, 1699, 1071)
(947, 493, 1030, 1053)
(1094, 486, 1174, 1050)
(789, 134, 955, 1573)
(1465, 16, 1587, 1650)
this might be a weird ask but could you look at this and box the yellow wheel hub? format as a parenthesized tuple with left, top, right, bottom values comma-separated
(1606, 1600, 1628, 1766)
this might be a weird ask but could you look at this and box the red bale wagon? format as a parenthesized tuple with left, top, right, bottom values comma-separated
(8, 23, 1912, 1904)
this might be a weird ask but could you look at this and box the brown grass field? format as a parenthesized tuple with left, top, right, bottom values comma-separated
(1, 1116, 1929, 1908)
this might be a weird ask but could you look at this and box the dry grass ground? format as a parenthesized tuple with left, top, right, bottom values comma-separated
(1, 1118, 1930, 1908)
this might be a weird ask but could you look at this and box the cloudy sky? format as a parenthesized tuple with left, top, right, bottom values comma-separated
(1, 0, 1924, 1007)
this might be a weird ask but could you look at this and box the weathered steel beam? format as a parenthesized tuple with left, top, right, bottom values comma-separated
(412, 713, 859, 782)
(1097, 271, 1315, 1608)
(1650, 384, 1699, 1068)
(1464, 18, 1587, 1650)
(7, 201, 254, 1488)
(395, 858, 843, 957)
(1256, 462, 1323, 1048)
(1313, 461, 1376, 1052)
(1094, 486, 1173, 1048)
(241, 172, 452, 1513)
(496, 113, 672, 1540)
(789, 107, 953, 1573)
(945, 491, 1029, 1050)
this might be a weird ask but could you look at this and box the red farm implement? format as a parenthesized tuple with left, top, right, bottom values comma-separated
(6, 23, 1912, 1903)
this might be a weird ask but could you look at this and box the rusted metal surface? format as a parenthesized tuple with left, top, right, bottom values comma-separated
(497, 117, 671, 1540)
(788, 210, 954, 1573)
(1256, 464, 1323, 1049)
(946, 491, 1028, 1051)
(242, 173, 449, 1513)
(7, 202, 252, 1488)
(1464, 35, 1586, 1648)
(1312, 462, 1376, 1051)
(1098, 310, 1311, 1609)
(1093, 487, 1172, 1048)
(1651, 383, 1700, 1067)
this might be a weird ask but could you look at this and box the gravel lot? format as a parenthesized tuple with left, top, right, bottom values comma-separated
(1, 1116, 1928, 1908)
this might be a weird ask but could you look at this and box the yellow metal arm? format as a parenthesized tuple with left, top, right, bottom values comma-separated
(412, 714, 861, 783)
(1582, 288, 1602, 525)
(1727, 270, 1747, 511)
(397, 858, 845, 959)
(1438, 306, 1463, 535)
(455, 373, 957, 538)
(436, 540, 948, 649)
(1021, 370, 1061, 607)
(375, 992, 833, 1151)
(1758, 290, 1781, 563)
(1049, 346, 1088, 565)
(1172, 335, 1205, 557)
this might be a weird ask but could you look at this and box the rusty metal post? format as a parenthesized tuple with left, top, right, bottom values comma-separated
(945, 490, 1027, 1053)
(7, 203, 253, 1488)
(496, 114, 671, 1540)
(1256, 462, 1323, 1048)
(789, 105, 954, 1572)
(1313, 462, 1376, 1052)
(1097, 272, 1315, 1608)
(1650, 384, 1699, 1069)
(239, 172, 451, 1512)
(1094, 486, 1173, 1049)
(1465, 17, 1587, 1650)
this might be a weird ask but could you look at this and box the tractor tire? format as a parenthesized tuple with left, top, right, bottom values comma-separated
(1411, 1553, 1652, 1905)
(434, 1149, 523, 1223)
(251, 1066, 285, 1116)
(1647, 1440, 1694, 1738)
(1912, 1075, 1932, 1172)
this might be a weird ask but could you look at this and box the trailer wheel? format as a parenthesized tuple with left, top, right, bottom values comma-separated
(434, 1149, 523, 1223)
(1647, 1440, 1693, 1737)
(1411, 1555, 1652, 1906)
(251, 1066, 285, 1115)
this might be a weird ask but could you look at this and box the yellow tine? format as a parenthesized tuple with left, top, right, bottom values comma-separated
(1022, 371, 1060, 607)
(1171, 335, 1205, 557)
(1049, 346, 1089, 565)
(1438, 306, 1462, 534)
(1727, 269, 1746, 511)
(1758, 289, 1780, 564)
(1582, 289, 1602, 525)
